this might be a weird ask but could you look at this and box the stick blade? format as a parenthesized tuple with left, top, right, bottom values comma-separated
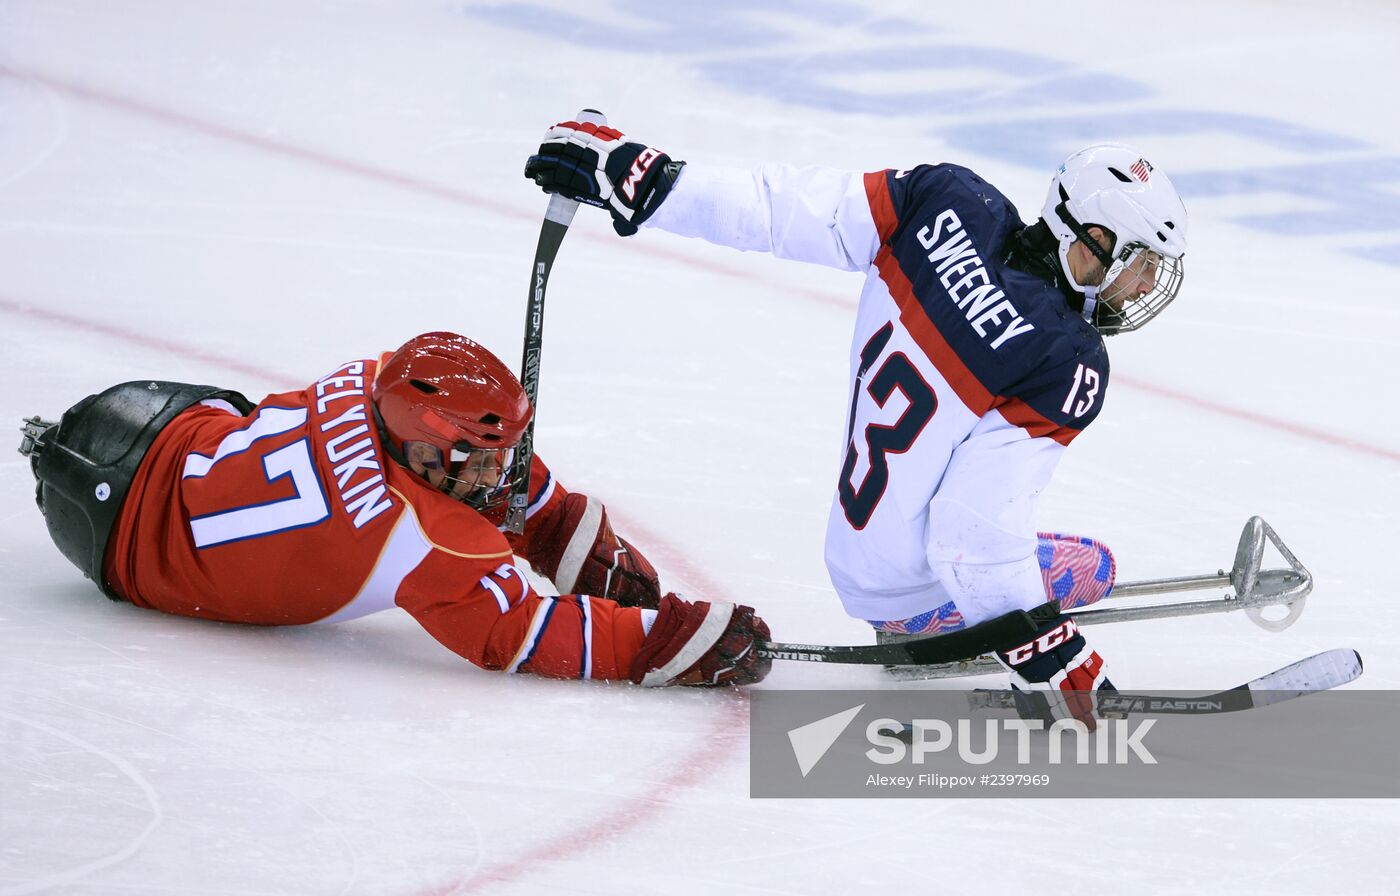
(1249, 647, 1363, 694)
(1243, 648, 1363, 712)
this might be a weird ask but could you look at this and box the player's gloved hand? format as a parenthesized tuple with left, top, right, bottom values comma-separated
(993, 606, 1115, 730)
(531, 493, 661, 609)
(629, 594, 771, 687)
(524, 119, 684, 236)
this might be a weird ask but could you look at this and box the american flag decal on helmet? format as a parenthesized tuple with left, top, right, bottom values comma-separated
(1130, 158, 1153, 182)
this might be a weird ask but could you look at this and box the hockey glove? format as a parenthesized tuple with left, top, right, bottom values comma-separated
(993, 606, 1115, 730)
(629, 594, 771, 687)
(524, 119, 684, 236)
(529, 493, 661, 609)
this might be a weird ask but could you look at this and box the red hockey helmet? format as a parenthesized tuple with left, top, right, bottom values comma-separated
(373, 332, 531, 509)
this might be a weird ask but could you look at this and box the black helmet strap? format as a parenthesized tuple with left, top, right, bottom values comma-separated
(1054, 199, 1118, 272)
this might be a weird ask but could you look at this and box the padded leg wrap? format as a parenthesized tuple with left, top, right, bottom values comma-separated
(27, 380, 253, 597)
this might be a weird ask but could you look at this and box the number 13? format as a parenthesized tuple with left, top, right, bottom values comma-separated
(1060, 363, 1100, 418)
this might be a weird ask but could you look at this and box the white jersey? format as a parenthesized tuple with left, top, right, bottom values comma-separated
(645, 162, 1109, 627)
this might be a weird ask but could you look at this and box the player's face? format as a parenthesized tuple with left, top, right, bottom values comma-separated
(405, 441, 511, 506)
(444, 446, 508, 502)
(1099, 247, 1163, 311)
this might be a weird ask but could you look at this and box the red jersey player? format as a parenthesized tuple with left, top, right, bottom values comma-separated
(21, 332, 770, 688)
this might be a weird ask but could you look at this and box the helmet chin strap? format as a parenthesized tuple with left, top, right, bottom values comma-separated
(1053, 201, 1119, 315)
(1010, 218, 1108, 329)
(1055, 202, 1117, 269)
(1056, 240, 1088, 299)
(1080, 285, 1099, 324)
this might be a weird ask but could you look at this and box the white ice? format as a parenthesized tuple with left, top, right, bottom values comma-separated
(2, 1, 1398, 893)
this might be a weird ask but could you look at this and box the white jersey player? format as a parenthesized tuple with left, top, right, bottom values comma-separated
(525, 121, 1187, 728)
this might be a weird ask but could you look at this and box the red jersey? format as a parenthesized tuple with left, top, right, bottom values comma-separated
(104, 356, 648, 681)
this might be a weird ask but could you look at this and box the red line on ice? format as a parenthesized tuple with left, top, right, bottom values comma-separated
(1, 64, 851, 313)
(0, 295, 303, 386)
(1112, 374, 1400, 463)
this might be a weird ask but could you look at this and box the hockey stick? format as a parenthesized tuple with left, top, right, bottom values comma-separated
(968, 648, 1363, 716)
(505, 108, 607, 535)
(754, 602, 1060, 666)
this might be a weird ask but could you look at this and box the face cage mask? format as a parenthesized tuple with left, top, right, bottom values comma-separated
(407, 440, 519, 511)
(1091, 243, 1184, 336)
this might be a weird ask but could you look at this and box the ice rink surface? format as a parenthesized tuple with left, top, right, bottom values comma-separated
(2, 1, 1398, 893)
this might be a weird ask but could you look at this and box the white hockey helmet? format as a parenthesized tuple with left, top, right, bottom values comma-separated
(1043, 144, 1188, 335)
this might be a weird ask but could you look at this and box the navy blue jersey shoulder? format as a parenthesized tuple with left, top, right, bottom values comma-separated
(880, 164, 1109, 431)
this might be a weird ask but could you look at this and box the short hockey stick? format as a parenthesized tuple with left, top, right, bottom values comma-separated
(505, 108, 606, 534)
(968, 648, 1363, 716)
(755, 602, 1060, 666)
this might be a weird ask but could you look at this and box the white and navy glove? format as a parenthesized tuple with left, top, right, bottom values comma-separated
(524, 119, 684, 236)
(993, 606, 1115, 730)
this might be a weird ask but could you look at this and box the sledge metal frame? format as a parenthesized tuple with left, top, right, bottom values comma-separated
(884, 516, 1312, 680)
(18, 416, 55, 458)
(1076, 516, 1310, 631)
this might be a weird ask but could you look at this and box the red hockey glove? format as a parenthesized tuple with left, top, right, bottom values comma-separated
(629, 594, 771, 688)
(993, 607, 1115, 731)
(528, 493, 661, 608)
(524, 119, 684, 236)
